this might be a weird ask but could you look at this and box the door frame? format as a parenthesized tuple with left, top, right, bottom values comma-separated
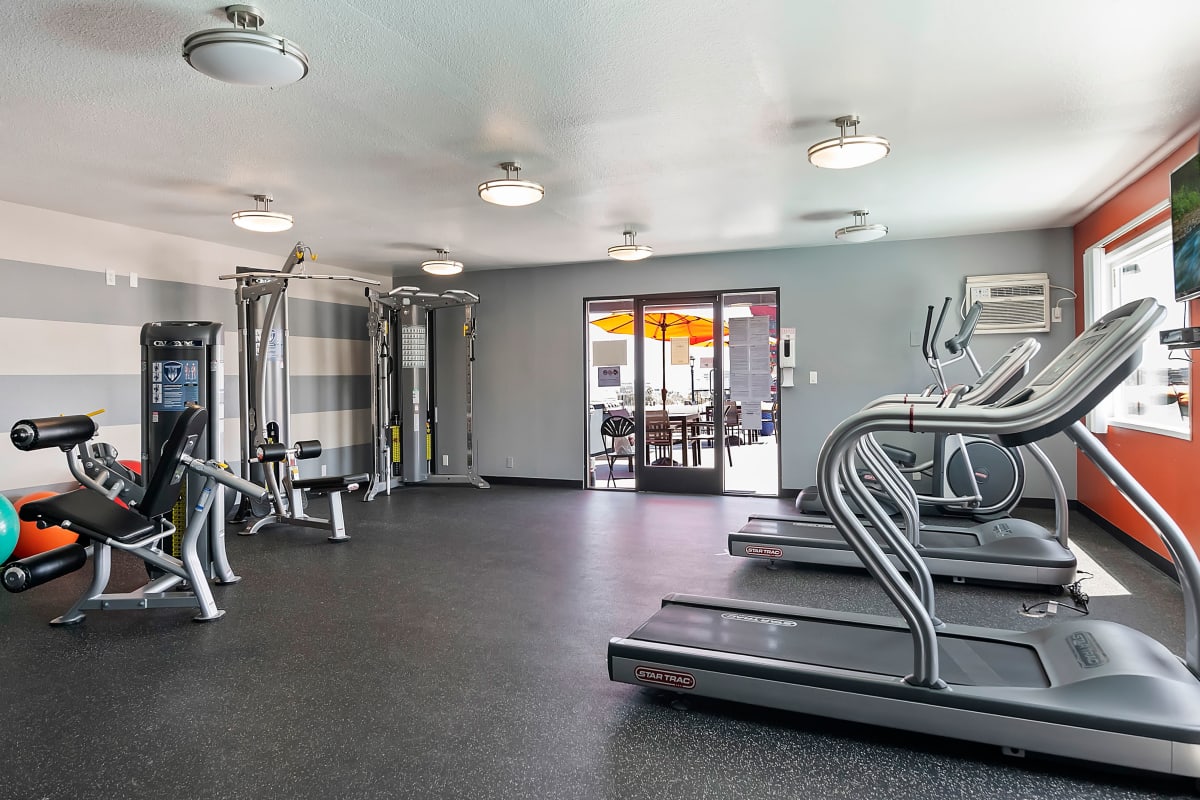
(583, 286, 782, 497)
(633, 293, 724, 494)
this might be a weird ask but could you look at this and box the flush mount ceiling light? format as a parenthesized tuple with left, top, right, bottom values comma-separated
(183, 5, 310, 87)
(231, 194, 294, 232)
(835, 210, 888, 243)
(607, 230, 654, 261)
(421, 249, 464, 276)
(808, 115, 891, 169)
(477, 162, 545, 207)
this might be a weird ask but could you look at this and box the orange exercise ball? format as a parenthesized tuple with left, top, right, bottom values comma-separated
(12, 491, 76, 559)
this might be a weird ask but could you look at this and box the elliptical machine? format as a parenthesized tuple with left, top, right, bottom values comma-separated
(797, 298, 1026, 521)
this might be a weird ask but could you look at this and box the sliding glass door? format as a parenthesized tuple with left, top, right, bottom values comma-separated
(634, 295, 724, 494)
(585, 288, 779, 496)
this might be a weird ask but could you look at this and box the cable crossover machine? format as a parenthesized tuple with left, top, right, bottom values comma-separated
(364, 285, 488, 501)
(220, 243, 379, 540)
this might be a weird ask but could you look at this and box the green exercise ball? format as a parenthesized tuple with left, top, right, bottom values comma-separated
(0, 495, 19, 564)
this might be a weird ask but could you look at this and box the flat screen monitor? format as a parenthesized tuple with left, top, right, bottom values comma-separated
(1171, 151, 1200, 302)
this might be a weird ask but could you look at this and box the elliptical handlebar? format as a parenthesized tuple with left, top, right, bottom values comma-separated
(929, 297, 952, 362)
(944, 301, 983, 356)
(920, 305, 935, 361)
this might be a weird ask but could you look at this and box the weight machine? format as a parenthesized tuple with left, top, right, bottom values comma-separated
(6, 407, 268, 624)
(364, 285, 488, 501)
(220, 243, 378, 535)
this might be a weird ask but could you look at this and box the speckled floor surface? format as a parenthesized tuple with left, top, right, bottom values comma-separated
(0, 487, 1194, 799)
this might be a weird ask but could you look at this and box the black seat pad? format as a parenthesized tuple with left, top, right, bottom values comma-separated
(292, 473, 369, 492)
(19, 489, 157, 545)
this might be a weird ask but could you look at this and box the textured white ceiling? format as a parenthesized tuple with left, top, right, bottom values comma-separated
(3, 0, 1200, 276)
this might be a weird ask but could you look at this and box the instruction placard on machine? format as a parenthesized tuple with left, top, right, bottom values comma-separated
(402, 325, 427, 368)
(150, 359, 200, 411)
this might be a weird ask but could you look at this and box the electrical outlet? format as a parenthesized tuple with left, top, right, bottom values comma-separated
(321, 464, 328, 476)
(129, 272, 139, 288)
(442, 454, 449, 467)
(1051, 307, 1062, 323)
(809, 371, 818, 384)
(105, 269, 116, 286)
(505, 457, 514, 468)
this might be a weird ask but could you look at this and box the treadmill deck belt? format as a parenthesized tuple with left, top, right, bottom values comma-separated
(631, 602, 1048, 688)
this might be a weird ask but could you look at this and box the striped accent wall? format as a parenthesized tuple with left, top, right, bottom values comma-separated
(0, 200, 377, 498)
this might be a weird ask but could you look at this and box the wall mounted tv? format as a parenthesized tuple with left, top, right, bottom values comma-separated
(1171, 151, 1200, 302)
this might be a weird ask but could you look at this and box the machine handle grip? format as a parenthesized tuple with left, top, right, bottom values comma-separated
(945, 301, 983, 355)
(10, 415, 98, 451)
(920, 306, 935, 360)
(929, 297, 952, 361)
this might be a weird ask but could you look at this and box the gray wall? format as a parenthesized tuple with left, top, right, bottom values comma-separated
(428, 228, 1078, 498)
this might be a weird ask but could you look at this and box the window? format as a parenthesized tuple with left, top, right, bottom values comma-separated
(1088, 221, 1191, 438)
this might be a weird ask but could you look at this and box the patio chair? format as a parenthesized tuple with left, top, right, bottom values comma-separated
(689, 408, 732, 467)
(723, 402, 745, 447)
(599, 414, 636, 487)
(644, 409, 682, 465)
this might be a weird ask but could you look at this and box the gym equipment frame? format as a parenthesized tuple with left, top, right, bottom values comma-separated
(364, 285, 488, 500)
(738, 337, 1075, 588)
(220, 243, 378, 526)
(7, 407, 268, 624)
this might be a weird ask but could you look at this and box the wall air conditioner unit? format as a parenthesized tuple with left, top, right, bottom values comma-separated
(964, 272, 1051, 334)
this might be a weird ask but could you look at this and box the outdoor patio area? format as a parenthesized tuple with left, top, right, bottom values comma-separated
(590, 423, 779, 495)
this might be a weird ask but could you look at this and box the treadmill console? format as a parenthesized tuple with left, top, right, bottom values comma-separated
(993, 298, 1163, 446)
(966, 338, 1037, 406)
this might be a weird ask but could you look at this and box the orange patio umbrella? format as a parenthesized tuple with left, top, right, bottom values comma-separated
(590, 312, 725, 406)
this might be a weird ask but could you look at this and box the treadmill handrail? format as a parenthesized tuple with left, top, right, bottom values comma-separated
(818, 297, 1200, 677)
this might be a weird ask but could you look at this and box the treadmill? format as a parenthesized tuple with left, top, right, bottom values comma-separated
(731, 335, 1075, 588)
(610, 298, 1200, 779)
(797, 299, 1025, 521)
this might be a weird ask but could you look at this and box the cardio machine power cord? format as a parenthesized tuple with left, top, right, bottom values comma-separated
(1020, 571, 1092, 618)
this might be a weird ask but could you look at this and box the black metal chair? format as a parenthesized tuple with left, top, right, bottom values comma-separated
(600, 414, 636, 486)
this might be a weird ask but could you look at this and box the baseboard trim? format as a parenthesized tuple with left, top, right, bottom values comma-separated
(1075, 503, 1178, 581)
(482, 476, 583, 489)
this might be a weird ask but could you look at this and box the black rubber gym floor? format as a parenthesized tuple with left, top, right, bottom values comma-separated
(0, 486, 1193, 799)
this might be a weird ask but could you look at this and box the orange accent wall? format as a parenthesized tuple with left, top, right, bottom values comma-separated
(1073, 135, 1200, 560)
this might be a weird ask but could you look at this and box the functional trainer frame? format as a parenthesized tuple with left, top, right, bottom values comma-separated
(364, 285, 488, 500)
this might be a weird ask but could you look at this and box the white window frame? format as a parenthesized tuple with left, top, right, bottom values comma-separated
(1084, 205, 1191, 440)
